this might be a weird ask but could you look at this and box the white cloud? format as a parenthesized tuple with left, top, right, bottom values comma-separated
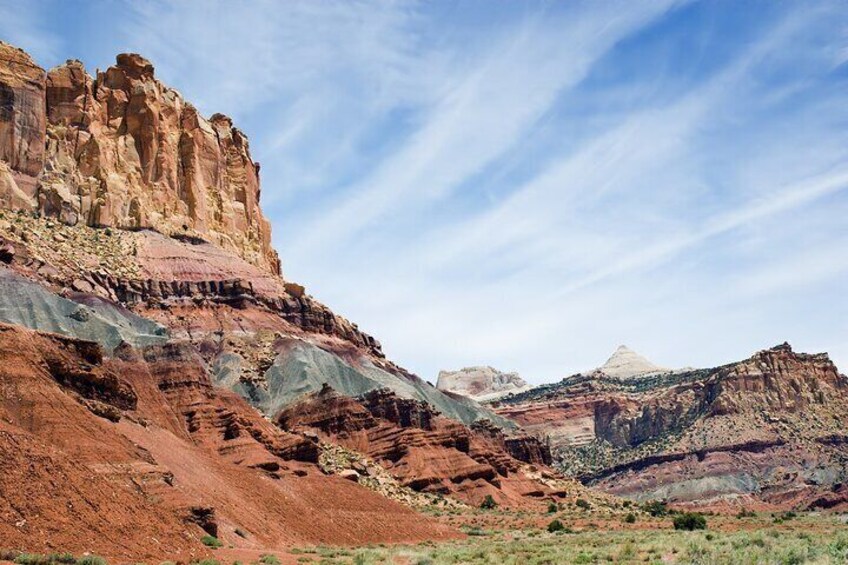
(286, 1, 681, 262)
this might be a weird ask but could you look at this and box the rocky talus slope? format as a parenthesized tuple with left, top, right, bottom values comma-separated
(495, 344, 848, 510)
(0, 42, 571, 559)
(437, 365, 532, 402)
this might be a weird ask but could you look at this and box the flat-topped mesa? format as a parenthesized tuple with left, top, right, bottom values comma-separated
(0, 42, 280, 275)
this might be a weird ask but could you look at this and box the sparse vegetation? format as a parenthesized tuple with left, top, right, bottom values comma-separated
(200, 535, 223, 548)
(258, 555, 280, 565)
(329, 518, 848, 564)
(624, 512, 636, 524)
(546, 501, 558, 513)
(575, 498, 591, 510)
(11, 555, 106, 565)
(642, 499, 669, 517)
(479, 495, 498, 510)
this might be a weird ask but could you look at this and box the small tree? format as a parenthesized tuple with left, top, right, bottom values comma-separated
(624, 512, 636, 524)
(480, 495, 498, 510)
(673, 512, 707, 531)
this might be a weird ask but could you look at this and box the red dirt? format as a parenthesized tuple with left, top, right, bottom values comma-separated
(0, 324, 458, 562)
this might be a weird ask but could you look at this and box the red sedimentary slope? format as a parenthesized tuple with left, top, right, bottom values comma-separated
(277, 386, 572, 509)
(0, 324, 456, 561)
(495, 344, 848, 511)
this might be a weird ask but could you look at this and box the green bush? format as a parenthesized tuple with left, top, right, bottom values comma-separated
(575, 498, 591, 510)
(642, 500, 669, 517)
(200, 535, 223, 548)
(258, 556, 280, 565)
(547, 501, 559, 514)
(673, 512, 707, 531)
(479, 495, 498, 510)
(624, 512, 636, 524)
(547, 519, 566, 533)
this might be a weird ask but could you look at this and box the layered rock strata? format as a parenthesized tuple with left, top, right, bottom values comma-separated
(496, 344, 848, 510)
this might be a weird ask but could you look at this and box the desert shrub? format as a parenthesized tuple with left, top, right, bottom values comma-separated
(547, 519, 566, 533)
(642, 500, 669, 517)
(258, 556, 280, 565)
(736, 508, 756, 519)
(575, 498, 591, 510)
(75, 557, 106, 565)
(479, 495, 498, 510)
(624, 512, 636, 524)
(0, 551, 21, 561)
(673, 512, 707, 531)
(14, 555, 50, 565)
(547, 501, 559, 513)
(200, 535, 222, 549)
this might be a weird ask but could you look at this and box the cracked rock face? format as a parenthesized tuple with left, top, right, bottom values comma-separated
(0, 42, 280, 275)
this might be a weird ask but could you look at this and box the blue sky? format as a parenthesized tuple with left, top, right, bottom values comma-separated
(2, 0, 847, 383)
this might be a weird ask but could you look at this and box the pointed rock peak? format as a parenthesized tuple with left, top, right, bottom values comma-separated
(599, 345, 668, 379)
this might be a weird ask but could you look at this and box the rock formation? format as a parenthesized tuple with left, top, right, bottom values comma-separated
(277, 385, 577, 508)
(596, 345, 669, 379)
(496, 343, 848, 511)
(0, 41, 279, 274)
(0, 42, 575, 559)
(437, 366, 531, 402)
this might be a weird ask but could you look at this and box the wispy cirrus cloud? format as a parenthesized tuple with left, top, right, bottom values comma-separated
(2, 1, 847, 381)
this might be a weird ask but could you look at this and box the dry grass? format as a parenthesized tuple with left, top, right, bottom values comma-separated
(288, 510, 848, 564)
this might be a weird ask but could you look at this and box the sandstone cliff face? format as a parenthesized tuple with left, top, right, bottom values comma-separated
(496, 344, 848, 510)
(0, 42, 279, 274)
(0, 44, 45, 205)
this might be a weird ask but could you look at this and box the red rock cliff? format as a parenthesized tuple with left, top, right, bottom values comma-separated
(0, 42, 280, 275)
